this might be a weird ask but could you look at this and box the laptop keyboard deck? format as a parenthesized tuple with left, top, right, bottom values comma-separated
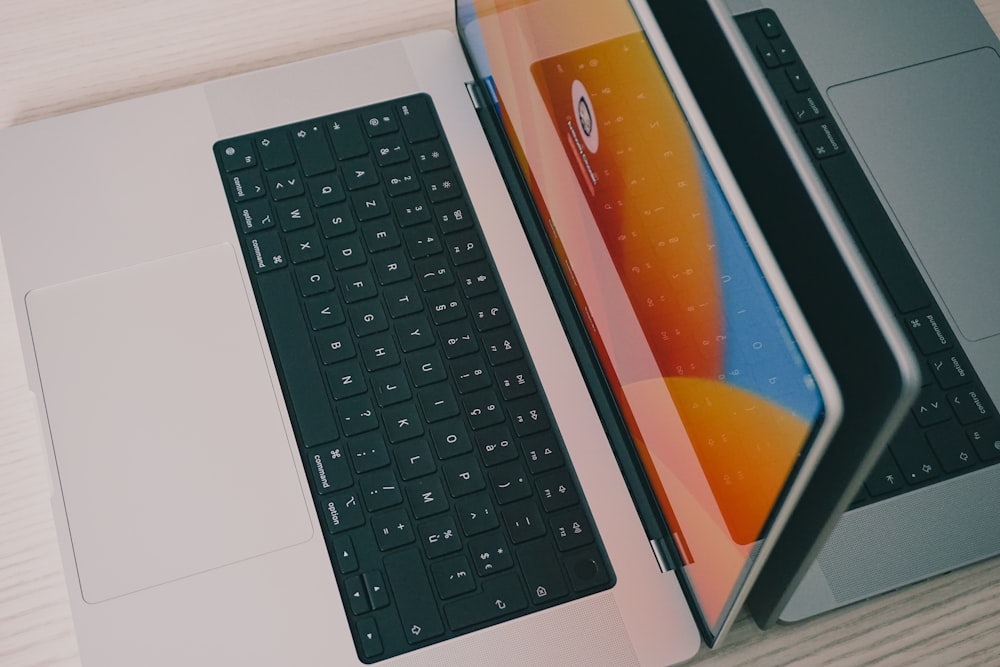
(736, 9, 1000, 505)
(214, 94, 612, 662)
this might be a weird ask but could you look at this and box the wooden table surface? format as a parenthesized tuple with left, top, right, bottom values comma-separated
(2, 1, 999, 665)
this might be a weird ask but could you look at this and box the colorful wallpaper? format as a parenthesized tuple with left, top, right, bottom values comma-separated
(460, 0, 824, 632)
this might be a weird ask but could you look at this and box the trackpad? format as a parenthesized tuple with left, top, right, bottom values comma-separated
(829, 48, 1000, 341)
(27, 244, 312, 603)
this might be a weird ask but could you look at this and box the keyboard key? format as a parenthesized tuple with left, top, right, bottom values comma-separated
(218, 138, 256, 172)
(356, 617, 383, 659)
(967, 421, 1000, 461)
(443, 572, 527, 631)
(372, 508, 414, 550)
(517, 540, 569, 605)
(431, 556, 476, 599)
(255, 132, 296, 170)
(503, 501, 546, 544)
(234, 199, 274, 234)
(361, 470, 403, 512)
(864, 450, 906, 497)
(384, 550, 445, 644)
(321, 491, 365, 534)
(889, 420, 941, 484)
(419, 515, 462, 559)
(362, 105, 399, 137)
(266, 167, 305, 200)
(468, 533, 514, 576)
(550, 506, 594, 551)
(328, 113, 368, 160)
(291, 124, 336, 176)
(398, 96, 439, 143)
(305, 443, 352, 494)
(926, 423, 979, 473)
(227, 170, 266, 203)
(456, 494, 499, 536)
(332, 535, 359, 574)
(948, 386, 993, 424)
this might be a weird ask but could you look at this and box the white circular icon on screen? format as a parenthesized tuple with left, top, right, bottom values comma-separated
(571, 79, 599, 154)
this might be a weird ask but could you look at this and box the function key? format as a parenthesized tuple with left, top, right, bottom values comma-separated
(549, 506, 594, 551)
(291, 124, 336, 176)
(255, 132, 295, 170)
(435, 200, 474, 234)
(863, 450, 905, 497)
(412, 140, 450, 172)
(328, 113, 369, 160)
(520, 431, 564, 474)
(399, 96, 440, 143)
(888, 419, 940, 483)
(218, 138, 256, 172)
(362, 104, 399, 137)
(425, 169, 462, 203)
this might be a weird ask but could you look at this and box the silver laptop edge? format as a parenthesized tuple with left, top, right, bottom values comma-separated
(722, 0, 1000, 621)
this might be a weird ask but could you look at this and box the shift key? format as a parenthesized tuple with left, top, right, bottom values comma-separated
(384, 550, 444, 644)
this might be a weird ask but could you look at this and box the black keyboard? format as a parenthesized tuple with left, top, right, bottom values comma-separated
(213, 94, 612, 662)
(736, 10, 1000, 505)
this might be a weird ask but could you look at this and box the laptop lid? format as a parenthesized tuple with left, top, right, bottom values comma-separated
(637, 0, 923, 627)
(456, 0, 844, 643)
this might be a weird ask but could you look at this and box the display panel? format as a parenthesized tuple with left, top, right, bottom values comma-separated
(458, 0, 827, 637)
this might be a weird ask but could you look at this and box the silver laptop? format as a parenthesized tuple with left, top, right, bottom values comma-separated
(694, 0, 1000, 623)
(0, 0, 918, 664)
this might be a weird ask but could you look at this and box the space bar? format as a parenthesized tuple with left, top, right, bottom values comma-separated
(254, 270, 339, 448)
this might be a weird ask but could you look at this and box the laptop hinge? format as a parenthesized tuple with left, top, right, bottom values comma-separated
(465, 80, 484, 110)
(650, 537, 677, 573)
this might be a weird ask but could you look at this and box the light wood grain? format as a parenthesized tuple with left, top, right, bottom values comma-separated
(1, 1, 998, 665)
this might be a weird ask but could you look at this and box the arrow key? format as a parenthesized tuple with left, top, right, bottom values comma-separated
(355, 617, 383, 659)
(363, 571, 390, 610)
(345, 575, 370, 615)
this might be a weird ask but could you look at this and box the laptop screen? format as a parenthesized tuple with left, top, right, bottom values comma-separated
(457, 0, 828, 639)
